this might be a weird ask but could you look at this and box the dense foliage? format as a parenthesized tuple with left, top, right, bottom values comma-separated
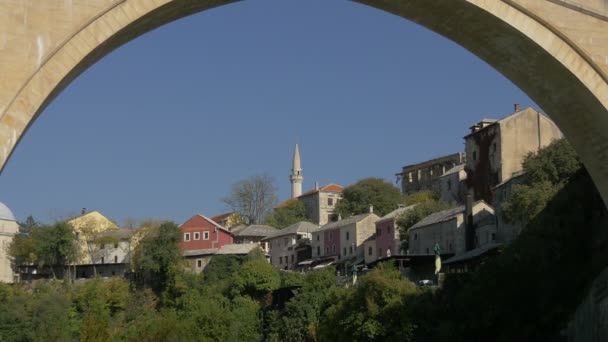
(9, 221, 78, 279)
(2, 140, 603, 341)
(265, 200, 311, 229)
(502, 139, 581, 226)
(335, 177, 404, 217)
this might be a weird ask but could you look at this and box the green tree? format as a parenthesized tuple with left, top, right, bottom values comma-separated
(222, 173, 279, 224)
(230, 258, 280, 300)
(502, 139, 581, 226)
(265, 200, 310, 229)
(319, 263, 419, 341)
(335, 178, 404, 217)
(131, 221, 182, 300)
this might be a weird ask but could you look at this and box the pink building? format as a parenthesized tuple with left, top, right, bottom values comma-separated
(375, 205, 416, 258)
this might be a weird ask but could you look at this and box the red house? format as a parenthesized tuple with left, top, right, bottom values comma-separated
(179, 214, 234, 252)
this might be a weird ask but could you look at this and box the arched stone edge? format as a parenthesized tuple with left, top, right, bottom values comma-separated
(355, 0, 608, 203)
(0, 0, 238, 172)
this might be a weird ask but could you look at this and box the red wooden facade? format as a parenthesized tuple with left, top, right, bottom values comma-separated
(179, 215, 234, 251)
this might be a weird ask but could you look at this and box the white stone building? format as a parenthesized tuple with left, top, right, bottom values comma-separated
(0, 202, 18, 283)
(262, 221, 319, 270)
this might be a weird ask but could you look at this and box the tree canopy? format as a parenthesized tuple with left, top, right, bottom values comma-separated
(264, 200, 310, 229)
(335, 177, 404, 217)
(501, 139, 582, 226)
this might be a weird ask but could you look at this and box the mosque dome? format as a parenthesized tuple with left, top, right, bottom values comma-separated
(0, 202, 16, 221)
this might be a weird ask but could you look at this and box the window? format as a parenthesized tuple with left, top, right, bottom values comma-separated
(291, 255, 294, 263)
(114, 255, 118, 263)
(332, 245, 336, 254)
(473, 151, 477, 161)
(349, 246, 353, 255)
(203, 231, 209, 240)
(317, 246, 321, 256)
(184, 233, 191, 241)
(368, 247, 372, 256)
(414, 233, 418, 240)
(447, 179, 452, 190)
(449, 243, 453, 251)
(346, 231, 349, 240)
(328, 198, 334, 206)
(387, 226, 391, 234)
(279, 257, 283, 264)
(426, 248, 430, 254)
(329, 232, 333, 242)
(197, 259, 202, 268)
(316, 234, 320, 241)
(194, 232, 200, 240)
(284, 238, 288, 246)
(101, 257, 105, 264)
(491, 233, 496, 241)
(493, 143, 497, 152)
(326, 247, 329, 254)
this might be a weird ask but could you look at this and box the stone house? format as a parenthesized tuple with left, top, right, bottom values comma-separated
(439, 164, 467, 204)
(311, 212, 380, 263)
(234, 224, 278, 252)
(0, 202, 18, 283)
(464, 105, 562, 204)
(375, 205, 416, 259)
(262, 221, 319, 270)
(493, 171, 527, 243)
(396, 153, 465, 195)
(275, 184, 344, 226)
(78, 228, 133, 278)
(68, 210, 118, 265)
(183, 243, 265, 274)
(408, 201, 495, 256)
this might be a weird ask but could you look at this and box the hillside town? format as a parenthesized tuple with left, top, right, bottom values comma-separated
(0, 104, 564, 285)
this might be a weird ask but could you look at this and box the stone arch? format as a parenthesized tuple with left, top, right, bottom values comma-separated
(1, 0, 608, 201)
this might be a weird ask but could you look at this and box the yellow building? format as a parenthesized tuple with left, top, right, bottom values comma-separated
(68, 210, 118, 264)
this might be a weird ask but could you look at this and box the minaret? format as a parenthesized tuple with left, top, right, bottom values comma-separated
(290, 143, 303, 198)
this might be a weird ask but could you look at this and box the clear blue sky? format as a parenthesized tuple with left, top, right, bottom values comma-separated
(0, 0, 537, 225)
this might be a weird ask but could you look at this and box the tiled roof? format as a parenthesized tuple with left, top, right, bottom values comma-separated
(262, 221, 319, 240)
(410, 205, 466, 229)
(183, 215, 234, 236)
(275, 198, 298, 209)
(216, 244, 261, 255)
(236, 225, 278, 237)
(182, 248, 217, 257)
(442, 243, 502, 265)
(377, 205, 417, 223)
(315, 213, 379, 233)
(275, 184, 344, 208)
(409, 201, 490, 229)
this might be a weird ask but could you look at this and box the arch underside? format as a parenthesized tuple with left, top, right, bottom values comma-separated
(1, 0, 608, 202)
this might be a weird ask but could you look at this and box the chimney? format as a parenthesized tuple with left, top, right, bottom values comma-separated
(81, 208, 86, 215)
(514, 103, 521, 112)
(465, 192, 474, 251)
(369, 205, 374, 214)
(315, 182, 320, 191)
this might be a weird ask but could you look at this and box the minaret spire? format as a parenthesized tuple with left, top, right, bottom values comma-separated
(290, 143, 303, 198)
